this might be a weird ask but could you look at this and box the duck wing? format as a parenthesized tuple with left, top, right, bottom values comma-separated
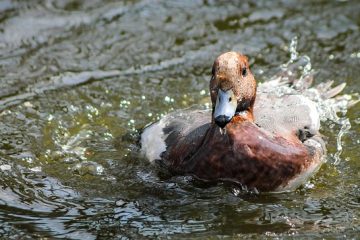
(254, 93, 320, 142)
(141, 109, 211, 163)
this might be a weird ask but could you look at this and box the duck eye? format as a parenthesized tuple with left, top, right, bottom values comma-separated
(242, 68, 247, 77)
(228, 97, 232, 102)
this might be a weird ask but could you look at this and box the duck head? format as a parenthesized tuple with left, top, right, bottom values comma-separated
(210, 52, 257, 128)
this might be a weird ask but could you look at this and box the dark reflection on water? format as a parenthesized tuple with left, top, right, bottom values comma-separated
(0, 0, 359, 239)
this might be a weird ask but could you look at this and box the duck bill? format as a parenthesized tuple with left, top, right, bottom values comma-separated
(213, 89, 237, 128)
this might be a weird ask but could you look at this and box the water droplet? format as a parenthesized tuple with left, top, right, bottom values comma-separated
(120, 100, 131, 108)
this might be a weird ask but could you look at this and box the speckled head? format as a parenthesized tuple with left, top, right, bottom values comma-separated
(210, 52, 257, 128)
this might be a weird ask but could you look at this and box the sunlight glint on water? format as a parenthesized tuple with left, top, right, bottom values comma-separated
(0, 0, 359, 239)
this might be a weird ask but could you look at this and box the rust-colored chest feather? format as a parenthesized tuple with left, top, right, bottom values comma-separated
(163, 121, 313, 191)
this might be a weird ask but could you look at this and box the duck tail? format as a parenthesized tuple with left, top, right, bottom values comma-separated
(316, 81, 346, 99)
(264, 58, 359, 109)
(316, 81, 359, 108)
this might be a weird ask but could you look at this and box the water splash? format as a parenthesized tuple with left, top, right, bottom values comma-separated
(333, 118, 351, 165)
(60, 128, 92, 160)
(281, 36, 299, 69)
(72, 161, 104, 176)
(289, 36, 299, 63)
(262, 38, 356, 165)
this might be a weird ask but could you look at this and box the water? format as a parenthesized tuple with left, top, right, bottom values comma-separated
(0, 0, 359, 239)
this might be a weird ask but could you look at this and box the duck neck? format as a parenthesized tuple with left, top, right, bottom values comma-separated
(232, 92, 256, 123)
(231, 109, 254, 124)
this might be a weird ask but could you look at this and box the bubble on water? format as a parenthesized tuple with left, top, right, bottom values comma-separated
(120, 100, 131, 108)
(72, 161, 104, 176)
(164, 96, 175, 103)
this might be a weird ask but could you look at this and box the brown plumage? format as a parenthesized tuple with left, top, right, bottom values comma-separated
(163, 120, 319, 191)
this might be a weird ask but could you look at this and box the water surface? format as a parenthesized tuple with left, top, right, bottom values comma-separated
(0, 0, 359, 239)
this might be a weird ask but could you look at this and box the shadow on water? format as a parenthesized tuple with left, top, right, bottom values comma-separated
(0, 0, 359, 239)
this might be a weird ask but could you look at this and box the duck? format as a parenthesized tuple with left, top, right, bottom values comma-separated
(140, 51, 351, 192)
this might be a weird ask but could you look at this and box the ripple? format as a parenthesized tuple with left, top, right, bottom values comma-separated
(0, 0, 359, 238)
